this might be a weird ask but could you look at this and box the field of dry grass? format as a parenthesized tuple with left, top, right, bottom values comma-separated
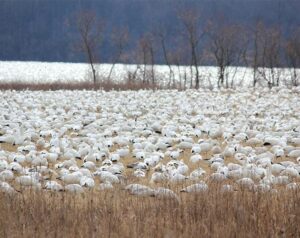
(0, 186, 299, 238)
(0, 81, 162, 91)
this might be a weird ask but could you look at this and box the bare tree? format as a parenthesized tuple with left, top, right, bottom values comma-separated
(155, 26, 175, 87)
(138, 33, 156, 86)
(208, 22, 248, 88)
(252, 24, 282, 88)
(178, 8, 206, 89)
(168, 47, 183, 89)
(264, 27, 282, 87)
(76, 11, 104, 84)
(107, 27, 129, 81)
(285, 28, 300, 86)
(249, 20, 264, 87)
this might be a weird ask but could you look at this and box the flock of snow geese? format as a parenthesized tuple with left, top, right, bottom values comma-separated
(0, 87, 300, 201)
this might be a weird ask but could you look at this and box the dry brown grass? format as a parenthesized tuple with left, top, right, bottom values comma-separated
(0, 187, 299, 238)
(0, 80, 160, 91)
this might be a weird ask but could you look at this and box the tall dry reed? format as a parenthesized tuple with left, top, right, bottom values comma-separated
(0, 186, 299, 238)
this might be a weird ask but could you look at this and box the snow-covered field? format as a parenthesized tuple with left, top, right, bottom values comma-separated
(0, 88, 300, 196)
(0, 61, 298, 88)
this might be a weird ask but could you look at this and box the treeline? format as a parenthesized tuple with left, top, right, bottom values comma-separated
(0, 0, 300, 65)
(76, 8, 300, 88)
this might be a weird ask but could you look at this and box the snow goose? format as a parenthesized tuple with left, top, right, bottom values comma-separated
(286, 182, 300, 191)
(210, 162, 223, 171)
(220, 184, 234, 193)
(198, 141, 213, 154)
(41, 151, 59, 164)
(0, 160, 8, 171)
(211, 145, 222, 154)
(65, 184, 84, 193)
(155, 141, 170, 151)
(190, 154, 202, 163)
(191, 145, 201, 154)
(110, 153, 121, 162)
(81, 161, 96, 170)
(288, 149, 300, 158)
(209, 173, 227, 182)
(144, 155, 162, 167)
(116, 147, 130, 157)
(273, 147, 285, 157)
(209, 128, 223, 139)
(83, 149, 100, 163)
(290, 138, 300, 146)
(127, 162, 148, 170)
(78, 168, 93, 178)
(227, 163, 242, 171)
(246, 138, 263, 147)
(0, 182, 16, 194)
(93, 171, 120, 184)
(237, 178, 255, 190)
(8, 162, 23, 173)
(256, 184, 271, 193)
(154, 187, 180, 202)
(263, 137, 285, 147)
(13, 154, 26, 164)
(272, 176, 290, 185)
(168, 160, 188, 175)
(135, 151, 146, 160)
(181, 182, 208, 193)
(69, 165, 79, 172)
(150, 172, 168, 184)
(31, 157, 48, 167)
(189, 168, 206, 180)
(60, 158, 77, 169)
(125, 184, 155, 197)
(169, 171, 187, 183)
(98, 182, 113, 191)
(176, 141, 193, 150)
(133, 169, 146, 178)
(234, 133, 248, 142)
(58, 171, 83, 185)
(169, 150, 183, 160)
(0, 170, 14, 182)
(227, 169, 244, 180)
(16, 175, 40, 187)
(44, 181, 64, 192)
(280, 167, 299, 179)
(80, 176, 95, 188)
(271, 164, 285, 176)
